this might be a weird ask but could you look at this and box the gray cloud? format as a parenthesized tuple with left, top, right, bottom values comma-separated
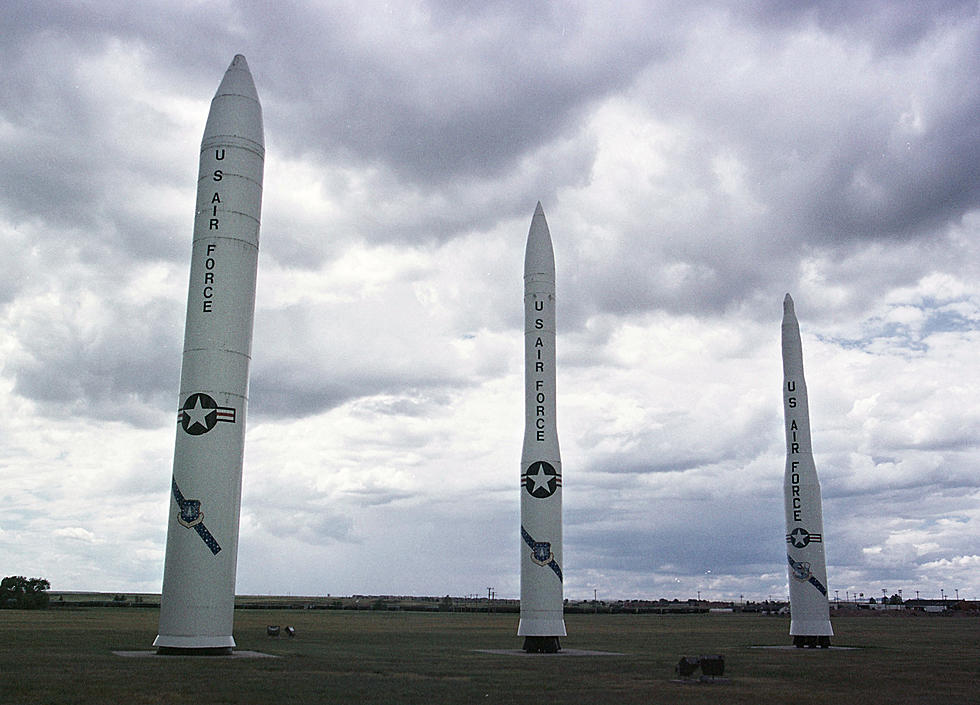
(7, 294, 181, 426)
(3, 1, 980, 602)
(736, 0, 978, 51)
(249, 2, 674, 183)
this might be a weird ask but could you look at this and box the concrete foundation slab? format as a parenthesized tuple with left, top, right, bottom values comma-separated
(112, 650, 277, 658)
(474, 648, 624, 656)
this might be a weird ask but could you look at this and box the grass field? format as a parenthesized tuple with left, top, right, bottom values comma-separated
(1, 608, 977, 704)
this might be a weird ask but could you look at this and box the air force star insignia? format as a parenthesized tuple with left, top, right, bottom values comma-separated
(786, 527, 823, 548)
(178, 393, 236, 435)
(522, 461, 561, 498)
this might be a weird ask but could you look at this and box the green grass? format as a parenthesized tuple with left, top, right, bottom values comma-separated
(1, 608, 977, 704)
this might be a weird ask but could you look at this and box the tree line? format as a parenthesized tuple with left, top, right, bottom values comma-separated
(1, 576, 50, 609)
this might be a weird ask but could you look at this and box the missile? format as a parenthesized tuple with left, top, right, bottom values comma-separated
(781, 294, 833, 648)
(518, 202, 566, 653)
(154, 55, 264, 654)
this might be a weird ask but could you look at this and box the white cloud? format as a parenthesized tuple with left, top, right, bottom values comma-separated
(53, 527, 101, 543)
(2, 1, 980, 602)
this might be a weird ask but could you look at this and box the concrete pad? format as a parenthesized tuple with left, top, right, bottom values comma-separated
(474, 648, 624, 656)
(749, 645, 860, 651)
(112, 650, 277, 658)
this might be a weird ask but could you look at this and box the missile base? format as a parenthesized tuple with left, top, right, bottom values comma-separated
(156, 646, 235, 656)
(793, 635, 831, 649)
(522, 636, 562, 653)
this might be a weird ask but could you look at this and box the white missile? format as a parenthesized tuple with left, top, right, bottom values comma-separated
(518, 202, 566, 653)
(782, 294, 833, 648)
(154, 55, 264, 654)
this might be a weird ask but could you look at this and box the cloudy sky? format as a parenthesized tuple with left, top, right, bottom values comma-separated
(3, 0, 980, 604)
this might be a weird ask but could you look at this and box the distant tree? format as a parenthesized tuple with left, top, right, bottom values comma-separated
(439, 595, 453, 612)
(0, 576, 50, 609)
(889, 594, 904, 605)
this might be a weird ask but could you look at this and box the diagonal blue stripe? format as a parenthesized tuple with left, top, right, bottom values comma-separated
(522, 525, 562, 583)
(787, 554, 826, 596)
(172, 478, 222, 555)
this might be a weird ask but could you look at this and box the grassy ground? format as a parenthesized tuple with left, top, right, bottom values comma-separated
(1, 608, 977, 704)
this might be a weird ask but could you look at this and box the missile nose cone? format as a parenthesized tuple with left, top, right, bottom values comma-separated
(214, 53, 259, 102)
(524, 201, 554, 278)
(205, 53, 263, 148)
(781, 293, 803, 373)
(783, 293, 796, 318)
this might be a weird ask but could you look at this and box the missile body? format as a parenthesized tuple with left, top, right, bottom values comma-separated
(154, 55, 264, 654)
(518, 202, 566, 653)
(781, 294, 833, 648)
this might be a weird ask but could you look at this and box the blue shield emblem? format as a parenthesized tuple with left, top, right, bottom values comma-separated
(177, 499, 204, 528)
(531, 541, 553, 565)
(790, 557, 811, 582)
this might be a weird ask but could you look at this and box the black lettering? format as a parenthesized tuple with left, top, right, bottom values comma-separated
(792, 473, 799, 484)
(205, 258, 215, 270)
(207, 244, 216, 255)
(792, 486, 800, 497)
(790, 420, 798, 430)
(535, 319, 543, 329)
(788, 397, 797, 408)
(791, 461, 799, 470)
(537, 430, 545, 441)
(211, 192, 221, 203)
(793, 497, 801, 509)
(536, 380, 544, 390)
(209, 218, 219, 230)
(536, 393, 545, 403)
(536, 350, 541, 359)
(535, 362, 544, 372)
(535, 300, 543, 311)
(203, 300, 213, 313)
(535, 337, 543, 347)
(215, 148, 225, 160)
(205, 272, 214, 284)
(536, 418, 545, 429)
(537, 406, 545, 416)
(791, 443, 800, 453)
(213, 169, 223, 181)
(203, 286, 213, 298)
(794, 510, 801, 521)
